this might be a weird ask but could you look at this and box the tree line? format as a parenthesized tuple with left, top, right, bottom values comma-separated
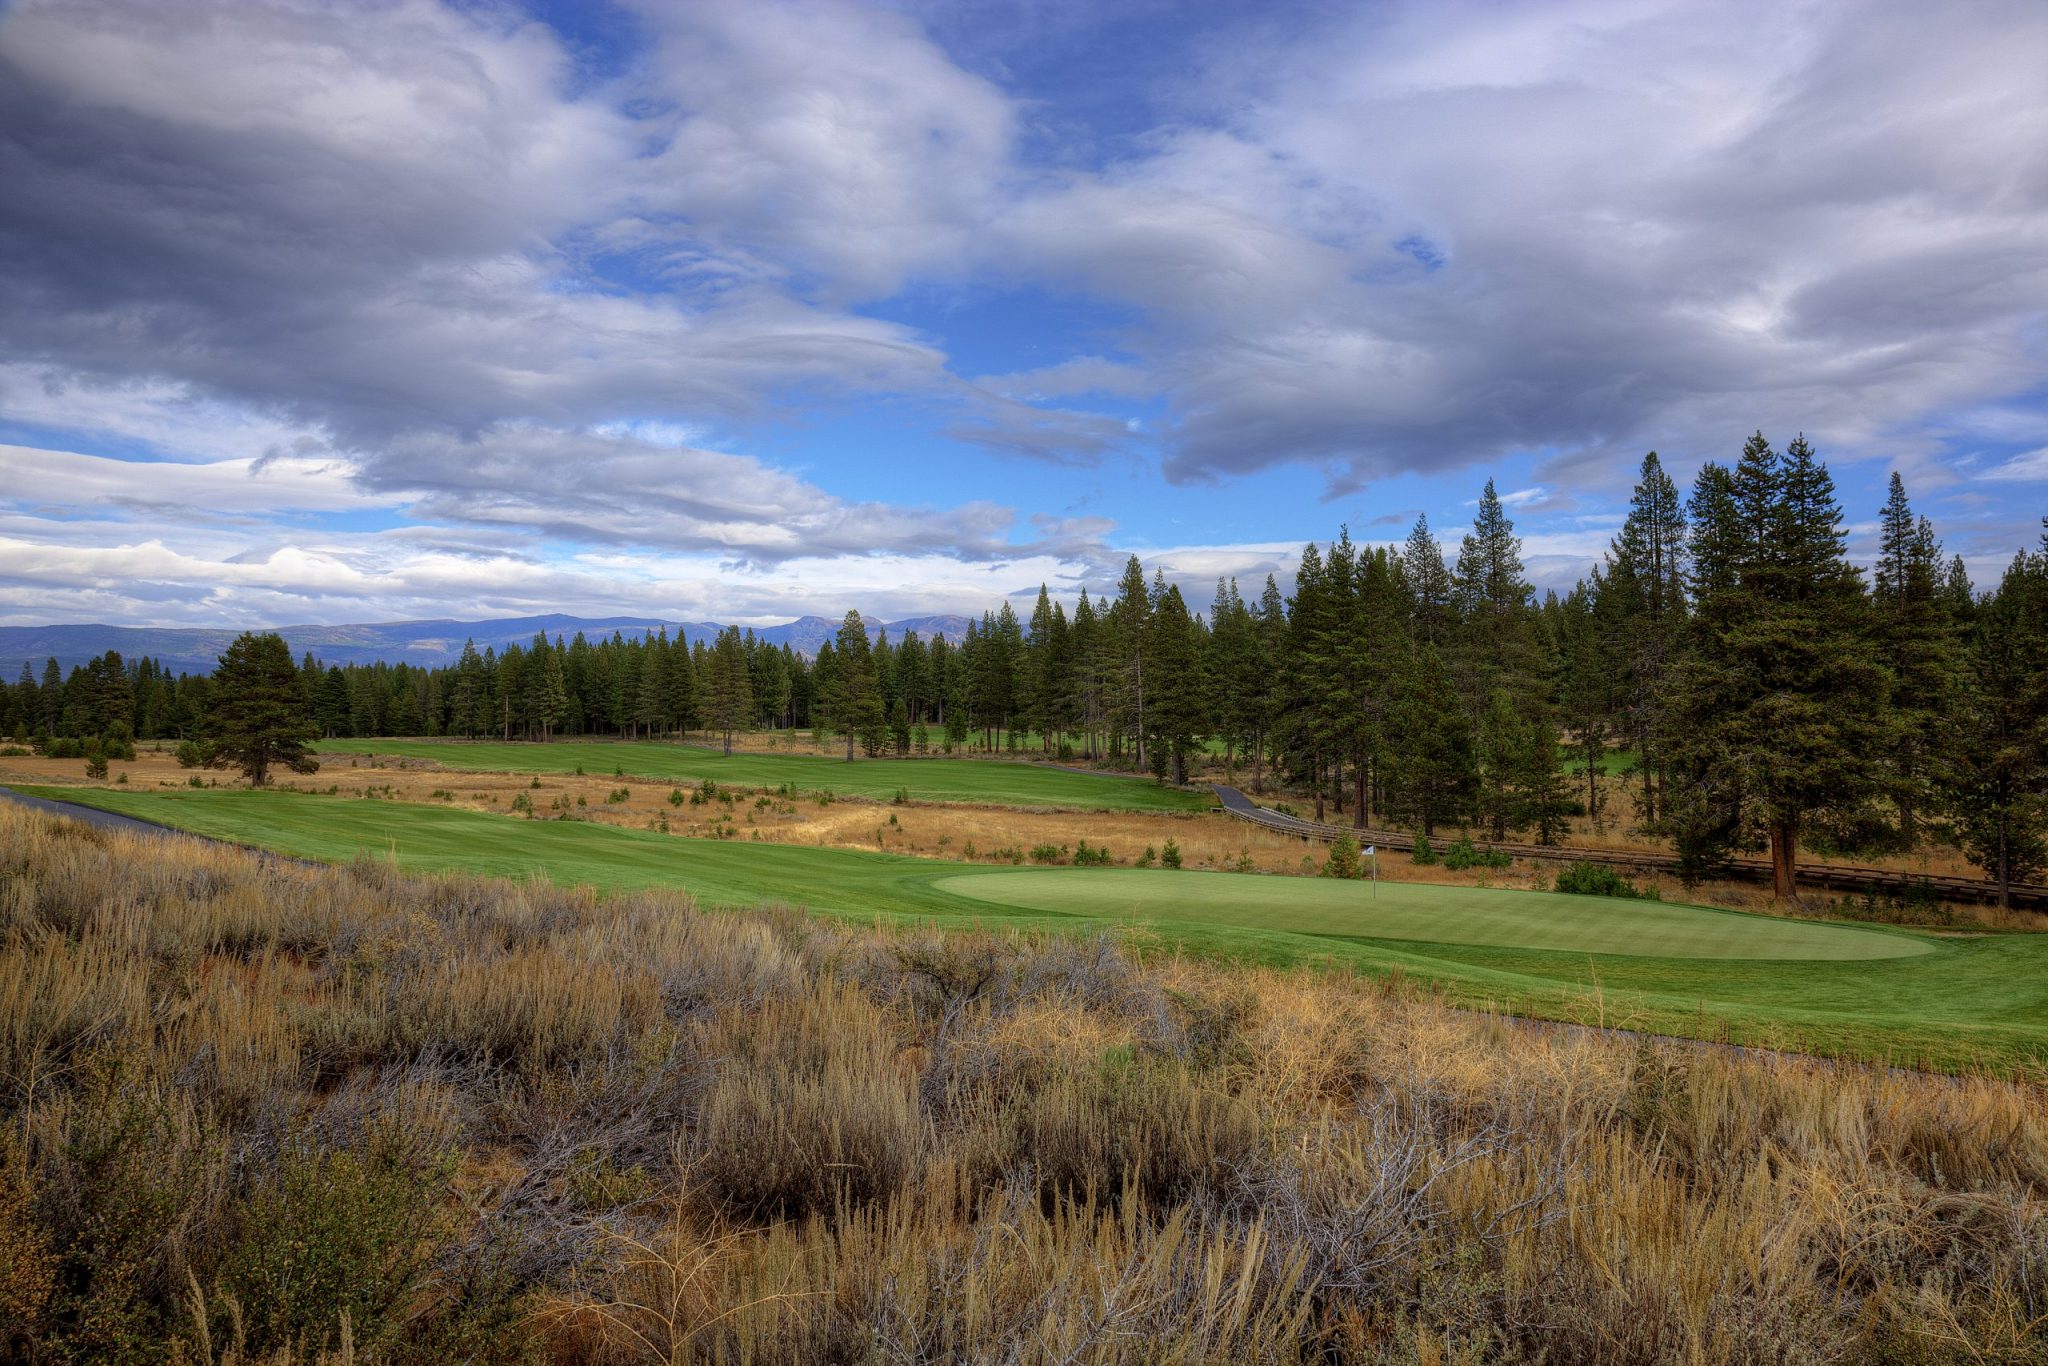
(7, 437, 2044, 901)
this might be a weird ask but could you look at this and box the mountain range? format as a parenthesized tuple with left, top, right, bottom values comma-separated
(0, 613, 975, 676)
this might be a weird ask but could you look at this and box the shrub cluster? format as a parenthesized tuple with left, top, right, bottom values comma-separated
(1553, 860, 1662, 899)
(0, 804, 2043, 1363)
(1441, 832, 1513, 870)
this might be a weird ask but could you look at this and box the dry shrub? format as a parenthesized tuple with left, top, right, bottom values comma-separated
(689, 985, 926, 1218)
(1018, 1056, 1263, 1210)
(544, 1179, 1315, 1365)
(2, 801, 2047, 1364)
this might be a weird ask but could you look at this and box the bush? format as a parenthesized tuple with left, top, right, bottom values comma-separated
(1030, 844, 1066, 865)
(1138, 845, 1157, 868)
(83, 741, 109, 781)
(1442, 834, 1511, 871)
(1161, 839, 1183, 870)
(217, 1124, 457, 1358)
(1410, 833, 1438, 865)
(45, 737, 83, 760)
(1553, 861, 1659, 899)
(1019, 1060, 1260, 1209)
(1072, 840, 1114, 866)
(1322, 833, 1361, 879)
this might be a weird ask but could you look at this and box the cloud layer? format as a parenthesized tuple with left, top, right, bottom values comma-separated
(1, 0, 2043, 625)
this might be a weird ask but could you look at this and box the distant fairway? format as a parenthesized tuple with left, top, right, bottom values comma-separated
(937, 870, 1929, 961)
(14, 785, 2047, 1073)
(317, 737, 1208, 812)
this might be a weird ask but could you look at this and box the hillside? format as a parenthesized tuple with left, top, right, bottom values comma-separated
(0, 611, 974, 674)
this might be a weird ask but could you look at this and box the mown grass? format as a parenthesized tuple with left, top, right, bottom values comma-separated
(317, 736, 1212, 811)
(3, 800, 2047, 1363)
(20, 785, 2048, 1076)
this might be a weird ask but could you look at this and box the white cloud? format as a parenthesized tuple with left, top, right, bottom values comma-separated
(1980, 447, 2048, 482)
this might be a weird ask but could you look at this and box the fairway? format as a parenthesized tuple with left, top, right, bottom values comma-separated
(316, 738, 1208, 812)
(14, 786, 2048, 1073)
(936, 870, 1929, 961)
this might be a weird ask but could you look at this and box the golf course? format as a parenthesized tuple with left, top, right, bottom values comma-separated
(316, 737, 1211, 812)
(19, 784, 2047, 1074)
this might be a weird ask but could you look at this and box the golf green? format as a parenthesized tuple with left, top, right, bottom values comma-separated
(13, 786, 2046, 1074)
(935, 870, 1931, 961)
(315, 738, 1207, 812)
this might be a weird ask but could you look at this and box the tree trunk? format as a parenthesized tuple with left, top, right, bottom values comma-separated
(1354, 760, 1368, 829)
(1996, 823, 2012, 910)
(1313, 750, 1325, 823)
(1770, 818, 1799, 901)
(1585, 739, 1599, 827)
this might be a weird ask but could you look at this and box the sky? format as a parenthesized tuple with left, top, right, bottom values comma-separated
(1, 0, 2045, 629)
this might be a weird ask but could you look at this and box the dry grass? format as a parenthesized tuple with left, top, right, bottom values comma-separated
(2, 802, 2047, 1362)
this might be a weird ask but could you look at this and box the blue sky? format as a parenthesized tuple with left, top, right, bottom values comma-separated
(0, 0, 2044, 628)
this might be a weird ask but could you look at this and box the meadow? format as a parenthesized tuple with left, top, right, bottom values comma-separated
(317, 736, 1212, 811)
(23, 784, 2048, 1076)
(3, 799, 2046, 1363)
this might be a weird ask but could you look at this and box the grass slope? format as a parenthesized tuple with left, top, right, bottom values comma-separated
(936, 870, 1928, 961)
(21, 785, 2048, 1074)
(317, 738, 1208, 812)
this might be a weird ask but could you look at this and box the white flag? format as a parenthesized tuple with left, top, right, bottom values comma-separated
(1362, 845, 1375, 856)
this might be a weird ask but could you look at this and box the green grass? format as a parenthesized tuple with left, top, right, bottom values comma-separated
(1562, 746, 1639, 776)
(19, 785, 2048, 1076)
(316, 738, 1208, 812)
(936, 871, 1928, 961)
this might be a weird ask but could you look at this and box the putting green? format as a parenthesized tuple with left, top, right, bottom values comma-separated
(935, 869, 1933, 961)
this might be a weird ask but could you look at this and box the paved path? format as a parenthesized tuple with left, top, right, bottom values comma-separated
(0, 785, 189, 839)
(0, 786, 322, 868)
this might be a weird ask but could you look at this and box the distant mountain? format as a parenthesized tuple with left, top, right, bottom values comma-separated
(0, 611, 973, 675)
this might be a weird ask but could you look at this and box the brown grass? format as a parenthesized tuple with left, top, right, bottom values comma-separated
(1, 801, 2046, 1361)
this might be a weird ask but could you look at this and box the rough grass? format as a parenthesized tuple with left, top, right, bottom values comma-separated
(316, 736, 1212, 812)
(3, 801, 2047, 1363)
(17, 785, 2048, 1075)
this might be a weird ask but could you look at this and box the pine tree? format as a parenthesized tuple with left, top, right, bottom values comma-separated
(1109, 556, 1152, 769)
(203, 633, 319, 787)
(1206, 579, 1261, 780)
(1872, 472, 1956, 845)
(1281, 542, 1338, 821)
(1600, 453, 1687, 819)
(704, 626, 753, 756)
(1941, 545, 2048, 905)
(1400, 514, 1454, 647)
(1667, 434, 1888, 898)
(1250, 576, 1287, 792)
(1394, 645, 1477, 836)
(1555, 584, 1614, 826)
(1451, 479, 1536, 715)
(669, 635, 702, 732)
(1143, 584, 1207, 785)
(823, 611, 884, 760)
(1475, 690, 1525, 841)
